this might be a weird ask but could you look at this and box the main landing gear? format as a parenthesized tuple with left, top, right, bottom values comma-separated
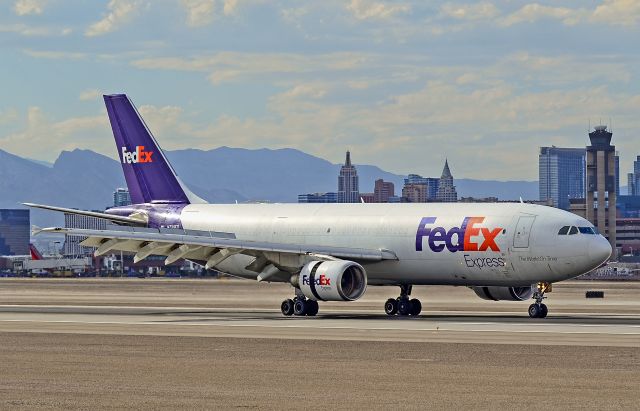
(281, 293, 319, 317)
(385, 284, 421, 316)
(528, 282, 551, 318)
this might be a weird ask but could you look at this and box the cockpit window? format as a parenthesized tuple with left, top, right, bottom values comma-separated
(578, 227, 596, 234)
(568, 226, 579, 235)
(558, 226, 570, 235)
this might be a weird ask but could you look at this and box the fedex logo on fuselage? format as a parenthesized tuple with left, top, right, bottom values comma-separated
(416, 217, 503, 253)
(121, 146, 153, 164)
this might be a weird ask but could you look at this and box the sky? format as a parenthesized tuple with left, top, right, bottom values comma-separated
(0, 0, 639, 181)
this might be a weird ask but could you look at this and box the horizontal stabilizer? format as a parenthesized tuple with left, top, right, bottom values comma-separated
(23, 203, 147, 226)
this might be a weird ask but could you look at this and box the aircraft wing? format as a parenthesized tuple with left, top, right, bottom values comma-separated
(23, 203, 147, 226)
(37, 225, 398, 274)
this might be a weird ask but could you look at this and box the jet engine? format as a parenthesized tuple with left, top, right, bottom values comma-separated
(295, 260, 367, 301)
(472, 285, 534, 301)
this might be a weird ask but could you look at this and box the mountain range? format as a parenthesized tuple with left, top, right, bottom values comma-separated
(0, 147, 538, 227)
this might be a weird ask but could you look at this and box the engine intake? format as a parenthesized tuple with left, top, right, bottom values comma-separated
(472, 285, 534, 301)
(297, 260, 367, 301)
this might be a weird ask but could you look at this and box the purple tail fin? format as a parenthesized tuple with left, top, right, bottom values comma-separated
(104, 94, 206, 205)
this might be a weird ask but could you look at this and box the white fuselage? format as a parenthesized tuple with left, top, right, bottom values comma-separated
(179, 202, 611, 286)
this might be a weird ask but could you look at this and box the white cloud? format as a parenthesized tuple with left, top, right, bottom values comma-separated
(23, 49, 87, 60)
(223, 0, 239, 15)
(181, 0, 216, 27)
(347, 0, 410, 20)
(180, 0, 246, 27)
(0, 24, 71, 36)
(0, 109, 18, 125)
(79, 89, 102, 101)
(14, 0, 46, 15)
(591, 0, 640, 26)
(132, 51, 370, 84)
(86, 0, 143, 37)
(0, 107, 109, 161)
(500, 3, 582, 26)
(441, 2, 499, 21)
(492, 1, 640, 28)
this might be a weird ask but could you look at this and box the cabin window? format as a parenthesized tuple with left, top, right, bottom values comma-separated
(568, 226, 579, 235)
(558, 226, 570, 235)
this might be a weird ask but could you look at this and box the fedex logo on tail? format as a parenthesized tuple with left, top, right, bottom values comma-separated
(121, 146, 153, 164)
(416, 217, 503, 253)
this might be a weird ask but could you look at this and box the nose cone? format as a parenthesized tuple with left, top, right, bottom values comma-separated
(588, 236, 612, 266)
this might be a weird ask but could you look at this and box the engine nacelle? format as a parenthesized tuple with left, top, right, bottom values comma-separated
(296, 260, 367, 301)
(472, 285, 534, 301)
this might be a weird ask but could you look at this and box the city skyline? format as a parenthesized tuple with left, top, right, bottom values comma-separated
(0, 1, 639, 180)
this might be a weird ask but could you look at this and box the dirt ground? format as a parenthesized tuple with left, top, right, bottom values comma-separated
(1, 333, 639, 410)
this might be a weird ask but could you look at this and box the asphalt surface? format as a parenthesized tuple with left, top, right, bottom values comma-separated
(1, 278, 639, 409)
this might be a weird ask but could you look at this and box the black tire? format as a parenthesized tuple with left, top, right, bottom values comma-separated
(528, 304, 541, 318)
(397, 299, 411, 316)
(384, 298, 398, 315)
(293, 299, 307, 316)
(409, 298, 422, 316)
(540, 303, 548, 318)
(306, 300, 319, 316)
(281, 299, 294, 316)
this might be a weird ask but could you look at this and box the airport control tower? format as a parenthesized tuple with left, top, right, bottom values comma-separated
(586, 125, 617, 259)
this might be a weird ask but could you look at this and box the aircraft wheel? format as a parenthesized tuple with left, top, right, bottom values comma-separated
(293, 299, 307, 316)
(409, 298, 422, 316)
(384, 298, 398, 315)
(528, 304, 541, 318)
(540, 303, 548, 318)
(306, 300, 319, 316)
(397, 299, 411, 316)
(281, 299, 294, 316)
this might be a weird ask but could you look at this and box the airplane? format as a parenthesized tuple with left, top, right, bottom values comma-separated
(27, 94, 612, 319)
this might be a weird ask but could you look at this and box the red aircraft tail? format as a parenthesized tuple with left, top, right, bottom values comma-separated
(29, 243, 43, 260)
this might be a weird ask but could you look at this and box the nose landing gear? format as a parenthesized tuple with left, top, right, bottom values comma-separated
(385, 284, 422, 316)
(528, 282, 551, 318)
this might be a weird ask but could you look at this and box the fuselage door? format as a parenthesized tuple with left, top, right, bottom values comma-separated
(513, 216, 536, 249)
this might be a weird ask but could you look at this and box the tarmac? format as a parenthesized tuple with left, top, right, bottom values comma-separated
(1, 278, 639, 409)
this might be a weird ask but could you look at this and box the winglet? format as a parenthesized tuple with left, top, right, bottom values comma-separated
(519, 196, 524, 204)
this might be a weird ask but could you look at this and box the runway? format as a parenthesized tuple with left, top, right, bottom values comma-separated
(1, 279, 639, 409)
(1, 278, 639, 346)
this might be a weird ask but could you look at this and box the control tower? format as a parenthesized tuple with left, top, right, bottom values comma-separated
(586, 125, 616, 259)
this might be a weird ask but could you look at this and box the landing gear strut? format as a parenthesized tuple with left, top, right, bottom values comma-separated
(385, 284, 421, 317)
(528, 282, 550, 318)
(281, 290, 318, 317)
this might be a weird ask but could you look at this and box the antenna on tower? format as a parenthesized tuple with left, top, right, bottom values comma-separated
(610, 117, 613, 133)
(588, 117, 591, 133)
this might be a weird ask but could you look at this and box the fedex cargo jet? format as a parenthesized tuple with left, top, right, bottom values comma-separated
(27, 94, 611, 319)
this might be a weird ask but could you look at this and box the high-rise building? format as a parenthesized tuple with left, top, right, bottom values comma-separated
(0, 209, 29, 256)
(373, 179, 395, 203)
(615, 153, 620, 196)
(628, 173, 636, 197)
(337, 151, 359, 203)
(63, 211, 107, 257)
(113, 188, 132, 207)
(630, 155, 640, 196)
(586, 125, 616, 258)
(401, 174, 439, 203)
(538, 147, 586, 210)
(436, 160, 457, 202)
(298, 192, 338, 203)
(402, 184, 428, 203)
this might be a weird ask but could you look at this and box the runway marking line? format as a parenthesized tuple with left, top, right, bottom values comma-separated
(1, 305, 638, 319)
(1, 319, 638, 336)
